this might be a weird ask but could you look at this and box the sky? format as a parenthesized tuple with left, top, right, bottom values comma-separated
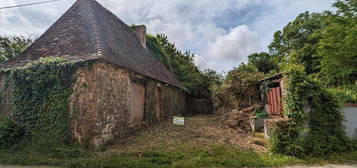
(0, 0, 336, 73)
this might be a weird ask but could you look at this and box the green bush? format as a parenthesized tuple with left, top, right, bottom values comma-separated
(269, 69, 351, 157)
(0, 116, 24, 149)
(269, 120, 305, 157)
(147, 34, 222, 98)
(213, 64, 264, 110)
(328, 84, 357, 104)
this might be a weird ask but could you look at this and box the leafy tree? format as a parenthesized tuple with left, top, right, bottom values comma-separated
(214, 64, 264, 109)
(315, 0, 357, 86)
(268, 12, 328, 74)
(193, 69, 223, 98)
(0, 36, 32, 63)
(333, 0, 357, 17)
(202, 69, 223, 87)
(147, 34, 221, 98)
(146, 35, 174, 72)
(268, 0, 357, 86)
(248, 52, 279, 74)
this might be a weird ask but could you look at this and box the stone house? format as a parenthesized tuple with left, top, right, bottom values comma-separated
(0, 0, 186, 147)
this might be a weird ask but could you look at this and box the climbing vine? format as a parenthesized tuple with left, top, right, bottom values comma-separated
(10, 57, 77, 146)
(0, 57, 95, 151)
(0, 115, 24, 149)
(269, 69, 351, 156)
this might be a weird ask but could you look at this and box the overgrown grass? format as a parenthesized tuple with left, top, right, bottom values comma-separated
(1, 116, 357, 167)
(0, 145, 303, 168)
(1, 145, 357, 168)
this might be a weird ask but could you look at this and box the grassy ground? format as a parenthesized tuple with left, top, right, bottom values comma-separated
(0, 116, 357, 168)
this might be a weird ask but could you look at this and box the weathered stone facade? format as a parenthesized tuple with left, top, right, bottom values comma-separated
(69, 61, 185, 147)
(69, 62, 132, 147)
(144, 81, 186, 124)
(0, 61, 186, 148)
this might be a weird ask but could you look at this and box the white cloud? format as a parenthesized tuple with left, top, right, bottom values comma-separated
(206, 25, 260, 62)
(145, 19, 196, 49)
(0, 0, 74, 35)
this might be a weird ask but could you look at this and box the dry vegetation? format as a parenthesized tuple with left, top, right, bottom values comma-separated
(106, 115, 267, 155)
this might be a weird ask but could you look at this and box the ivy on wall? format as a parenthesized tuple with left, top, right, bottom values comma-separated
(269, 69, 351, 157)
(0, 57, 95, 150)
(0, 115, 24, 149)
(10, 57, 77, 147)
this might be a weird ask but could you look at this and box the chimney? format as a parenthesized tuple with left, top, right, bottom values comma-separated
(132, 25, 147, 49)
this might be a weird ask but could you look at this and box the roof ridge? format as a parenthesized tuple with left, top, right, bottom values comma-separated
(83, 0, 103, 57)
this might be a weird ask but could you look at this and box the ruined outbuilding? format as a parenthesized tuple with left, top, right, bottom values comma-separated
(258, 73, 357, 139)
(0, 0, 186, 147)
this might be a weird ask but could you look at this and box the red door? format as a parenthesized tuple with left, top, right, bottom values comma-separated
(268, 86, 283, 116)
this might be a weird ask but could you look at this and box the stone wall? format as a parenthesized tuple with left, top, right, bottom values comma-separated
(144, 81, 186, 124)
(69, 61, 132, 147)
(69, 61, 186, 147)
(0, 72, 13, 118)
(0, 60, 186, 148)
(144, 81, 160, 124)
(159, 84, 186, 118)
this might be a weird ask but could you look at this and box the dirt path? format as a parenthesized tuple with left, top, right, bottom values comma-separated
(106, 115, 267, 154)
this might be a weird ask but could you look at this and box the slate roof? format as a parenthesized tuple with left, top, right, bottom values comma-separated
(0, 0, 183, 88)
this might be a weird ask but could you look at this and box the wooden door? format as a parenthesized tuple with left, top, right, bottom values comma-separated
(131, 83, 145, 124)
